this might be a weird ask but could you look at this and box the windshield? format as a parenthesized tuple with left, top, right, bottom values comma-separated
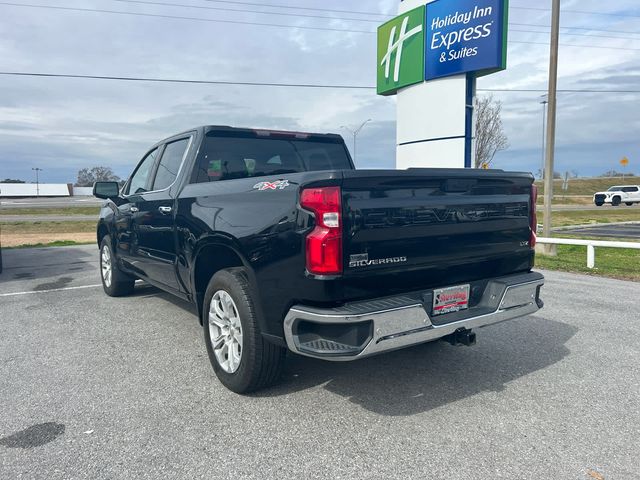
(191, 134, 352, 183)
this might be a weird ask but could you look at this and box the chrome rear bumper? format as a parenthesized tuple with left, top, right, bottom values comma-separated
(283, 272, 544, 361)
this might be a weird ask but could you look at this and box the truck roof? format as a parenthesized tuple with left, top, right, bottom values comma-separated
(159, 126, 344, 145)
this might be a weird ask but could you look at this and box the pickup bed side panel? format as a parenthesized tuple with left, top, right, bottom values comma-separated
(175, 171, 345, 340)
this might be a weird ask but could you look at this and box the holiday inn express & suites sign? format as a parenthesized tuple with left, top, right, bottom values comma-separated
(377, 0, 509, 95)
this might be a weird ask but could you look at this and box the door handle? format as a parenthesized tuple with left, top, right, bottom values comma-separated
(130, 206, 139, 213)
(158, 206, 172, 214)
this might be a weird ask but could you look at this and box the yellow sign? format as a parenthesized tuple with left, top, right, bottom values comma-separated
(481, 162, 489, 170)
(620, 157, 629, 167)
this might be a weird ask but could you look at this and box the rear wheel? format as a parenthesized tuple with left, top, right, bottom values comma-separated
(626, 202, 633, 206)
(612, 196, 621, 206)
(203, 268, 285, 394)
(99, 236, 135, 297)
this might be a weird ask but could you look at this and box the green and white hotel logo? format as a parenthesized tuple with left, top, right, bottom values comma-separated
(377, 0, 509, 95)
(377, 5, 425, 96)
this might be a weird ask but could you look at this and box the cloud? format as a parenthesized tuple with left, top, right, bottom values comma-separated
(0, 0, 639, 183)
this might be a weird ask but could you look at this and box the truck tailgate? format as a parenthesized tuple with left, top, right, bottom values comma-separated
(341, 169, 535, 293)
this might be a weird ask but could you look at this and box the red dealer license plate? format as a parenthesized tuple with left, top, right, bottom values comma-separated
(432, 284, 470, 316)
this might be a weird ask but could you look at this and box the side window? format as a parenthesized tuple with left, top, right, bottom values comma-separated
(622, 187, 638, 193)
(127, 148, 159, 195)
(152, 138, 190, 191)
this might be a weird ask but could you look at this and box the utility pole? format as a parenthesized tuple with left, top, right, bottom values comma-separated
(543, 0, 560, 255)
(341, 119, 372, 164)
(540, 96, 548, 180)
(32, 167, 43, 197)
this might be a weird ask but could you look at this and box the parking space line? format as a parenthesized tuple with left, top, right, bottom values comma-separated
(0, 284, 102, 297)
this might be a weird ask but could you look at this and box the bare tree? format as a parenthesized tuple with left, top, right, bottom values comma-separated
(474, 95, 509, 168)
(75, 166, 121, 187)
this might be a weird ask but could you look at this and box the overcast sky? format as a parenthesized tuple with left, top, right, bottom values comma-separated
(0, 0, 639, 183)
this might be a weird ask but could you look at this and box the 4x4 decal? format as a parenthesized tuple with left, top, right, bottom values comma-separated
(253, 180, 290, 191)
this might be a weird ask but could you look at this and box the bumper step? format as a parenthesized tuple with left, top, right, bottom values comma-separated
(298, 339, 362, 355)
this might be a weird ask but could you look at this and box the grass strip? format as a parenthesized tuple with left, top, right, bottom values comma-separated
(536, 244, 640, 281)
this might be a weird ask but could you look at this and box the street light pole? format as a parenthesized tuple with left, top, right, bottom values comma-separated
(341, 119, 372, 164)
(32, 167, 43, 197)
(543, 0, 561, 255)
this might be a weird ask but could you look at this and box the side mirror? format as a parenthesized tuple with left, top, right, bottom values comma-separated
(93, 181, 120, 199)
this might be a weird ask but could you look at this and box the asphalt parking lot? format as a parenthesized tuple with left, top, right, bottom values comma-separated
(1, 246, 638, 479)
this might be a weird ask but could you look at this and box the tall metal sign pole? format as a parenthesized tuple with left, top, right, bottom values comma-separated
(543, 0, 560, 254)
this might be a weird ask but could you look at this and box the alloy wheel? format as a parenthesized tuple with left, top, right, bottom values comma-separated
(101, 245, 112, 288)
(209, 290, 243, 373)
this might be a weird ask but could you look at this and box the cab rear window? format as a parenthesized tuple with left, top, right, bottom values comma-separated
(190, 133, 352, 183)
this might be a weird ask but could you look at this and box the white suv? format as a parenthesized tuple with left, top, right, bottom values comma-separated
(594, 185, 640, 206)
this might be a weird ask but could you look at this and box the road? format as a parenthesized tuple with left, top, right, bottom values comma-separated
(0, 246, 638, 479)
(0, 215, 98, 222)
(0, 197, 102, 209)
(560, 223, 640, 239)
(539, 204, 640, 212)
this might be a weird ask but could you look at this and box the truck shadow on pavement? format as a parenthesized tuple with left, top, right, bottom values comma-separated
(0, 246, 97, 287)
(259, 316, 576, 417)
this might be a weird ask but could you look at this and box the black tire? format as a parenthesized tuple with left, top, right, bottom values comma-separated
(612, 196, 621, 206)
(99, 235, 135, 297)
(203, 268, 285, 394)
(626, 202, 633, 207)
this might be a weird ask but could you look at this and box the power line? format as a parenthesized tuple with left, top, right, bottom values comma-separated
(198, 0, 391, 18)
(0, 2, 376, 34)
(110, 0, 383, 23)
(511, 28, 640, 42)
(480, 88, 640, 94)
(191, 0, 640, 21)
(510, 5, 640, 19)
(510, 22, 640, 36)
(2, 2, 640, 51)
(0, 71, 375, 89)
(113, 0, 640, 39)
(107, 0, 640, 37)
(509, 40, 640, 52)
(2, 72, 640, 95)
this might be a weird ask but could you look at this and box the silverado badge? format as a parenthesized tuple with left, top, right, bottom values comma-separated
(349, 253, 408, 268)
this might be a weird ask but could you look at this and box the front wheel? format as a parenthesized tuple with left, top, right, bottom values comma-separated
(203, 268, 285, 394)
(612, 196, 621, 206)
(99, 236, 135, 297)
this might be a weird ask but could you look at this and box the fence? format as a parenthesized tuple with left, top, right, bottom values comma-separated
(537, 237, 640, 269)
(0, 184, 94, 197)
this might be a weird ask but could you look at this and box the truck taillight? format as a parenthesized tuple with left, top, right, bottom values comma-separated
(300, 186, 342, 275)
(530, 184, 538, 248)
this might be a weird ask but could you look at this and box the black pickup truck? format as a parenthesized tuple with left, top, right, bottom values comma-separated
(94, 126, 544, 393)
